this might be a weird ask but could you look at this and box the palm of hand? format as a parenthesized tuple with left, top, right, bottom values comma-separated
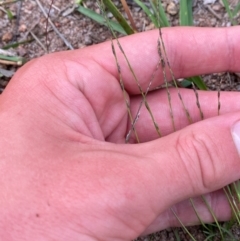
(1, 28, 240, 241)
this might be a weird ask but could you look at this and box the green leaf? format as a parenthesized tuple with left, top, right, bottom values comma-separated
(222, 0, 237, 25)
(150, 0, 170, 27)
(102, 0, 135, 35)
(180, 0, 193, 26)
(6, 9, 14, 20)
(0, 54, 25, 65)
(133, 0, 158, 27)
(233, 2, 240, 17)
(156, 0, 170, 27)
(77, 5, 126, 35)
(187, 76, 207, 90)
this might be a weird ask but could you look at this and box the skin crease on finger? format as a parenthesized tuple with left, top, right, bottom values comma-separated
(0, 27, 240, 241)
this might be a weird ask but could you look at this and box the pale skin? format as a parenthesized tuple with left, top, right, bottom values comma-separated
(0, 27, 240, 241)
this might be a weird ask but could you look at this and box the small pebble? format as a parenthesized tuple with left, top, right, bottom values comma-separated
(84, 35, 92, 45)
(19, 24, 27, 33)
(17, 46, 27, 57)
(212, 4, 222, 11)
(236, 85, 240, 91)
(204, 0, 217, 4)
(2, 32, 13, 42)
(167, 2, 178, 16)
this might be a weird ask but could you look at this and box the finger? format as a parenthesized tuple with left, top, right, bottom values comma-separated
(142, 190, 231, 235)
(126, 89, 240, 143)
(114, 111, 240, 233)
(79, 26, 240, 94)
(5, 27, 240, 143)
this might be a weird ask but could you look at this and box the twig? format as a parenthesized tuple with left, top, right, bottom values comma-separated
(0, 59, 22, 65)
(30, 31, 47, 52)
(205, 5, 222, 20)
(120, 0, 138, 32)
(35, 0, 73, 50)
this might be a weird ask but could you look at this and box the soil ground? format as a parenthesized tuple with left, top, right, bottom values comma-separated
(0, 0, 240, 240)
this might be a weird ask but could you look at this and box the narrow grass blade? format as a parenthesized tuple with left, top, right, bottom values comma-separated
(189, 198, 210, 231)
(179, 1, 207, 90)
(187, 76, 207, 90)
(6, 9, 14, 20)
(233, 2, 240, 17)
(232, 180, 240, 202)
(133, 0, 158, 27)
(201, 196, 224, 240)
(156, 0, 170, 27)
(222, 0, 237, 25)
(151, 0, 170, 27)
(180, 0, 193, 26)
(223, 187, 240, 225)
(171, 208, 197, 241)
(102, 0, 135, 35)
(203, 222, 238, 241)
(173, 228, 181, 241)
(77, 5, 126, 35)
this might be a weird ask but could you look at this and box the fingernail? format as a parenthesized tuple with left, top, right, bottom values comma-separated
(231, 121, 240, 155)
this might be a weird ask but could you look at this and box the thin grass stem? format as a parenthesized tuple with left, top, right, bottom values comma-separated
(98, 1, 140, 143)
(158, 27, 192, 124)
(223, 187, 240, 225)
(170, 208, 197, 241)
(99, 1, 162, 137)
(111, 41, 140, 143)
(217, 78, 222, 116)
(201, 195, 224, 240)
(192, 83, 204, 120)
(157, 38, 175, 131)
(102, 0, 135, 34)
(189, 198, 210, 231)
(126, 59, 162, 142)
(35, 0, 73, 50)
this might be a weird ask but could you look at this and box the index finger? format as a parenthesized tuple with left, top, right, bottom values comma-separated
(78, 26, 240, 94)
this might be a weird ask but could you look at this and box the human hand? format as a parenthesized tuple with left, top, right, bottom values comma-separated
(0, 27, 240, 241)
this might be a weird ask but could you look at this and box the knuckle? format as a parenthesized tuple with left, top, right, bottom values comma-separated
(175, 130, 221, 193)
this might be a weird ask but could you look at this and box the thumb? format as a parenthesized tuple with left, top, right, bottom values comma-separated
(139, 111, 240, 211)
